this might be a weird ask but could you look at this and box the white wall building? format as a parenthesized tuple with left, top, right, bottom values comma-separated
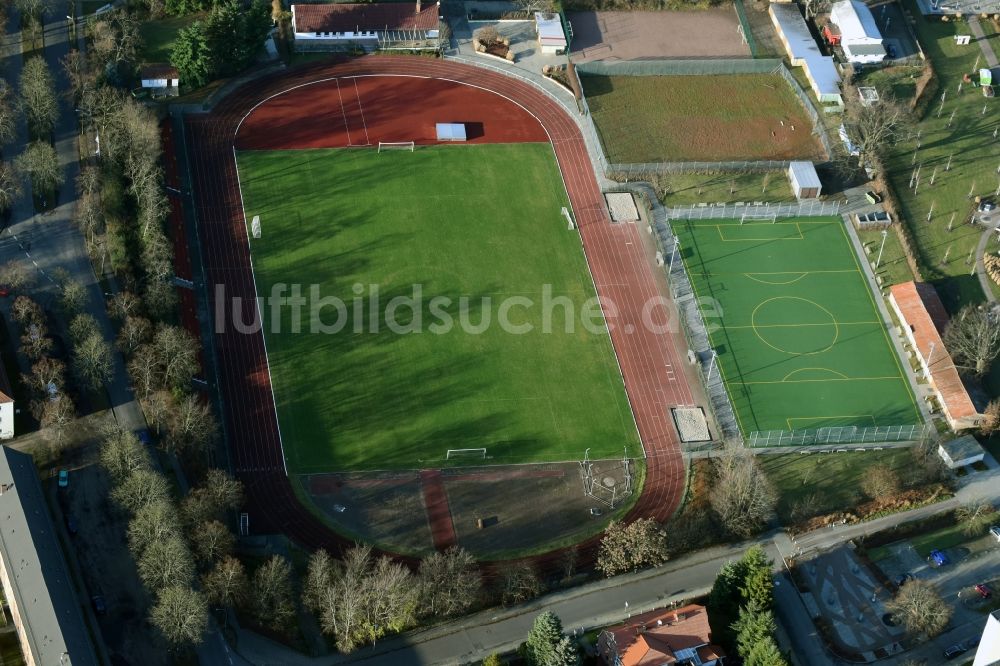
(291, 2, 440, 49)
(788, 161, 822, 199)
(140, 65, 180, 96)
(974, 610, 1000, 666)
(830, 0, 886, 64)
(534, 12, 567, 55)
(770, 2, 843, 107)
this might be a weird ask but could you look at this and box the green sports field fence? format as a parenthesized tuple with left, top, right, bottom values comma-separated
(747, 424, 929, 448)
(733, 0, 759, 58)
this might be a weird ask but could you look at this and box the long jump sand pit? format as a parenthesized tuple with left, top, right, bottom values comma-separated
(569, 10, 749, 62)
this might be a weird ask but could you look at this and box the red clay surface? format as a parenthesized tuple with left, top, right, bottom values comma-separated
(420, 469, 458, 551)
(236, 75, 548, 150)
(183, 56, 692, 568)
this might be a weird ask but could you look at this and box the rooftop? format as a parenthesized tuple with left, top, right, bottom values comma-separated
(600, 604, 724, 666)
(0, 447, 99, 665)
(292, 2, 439, 33)
(769, 2, 842, 97)
(830, 0, 883, 41)
(140, 64, 179, 80)
(940, 434, 985, 461)
(889, 281, 979, 421)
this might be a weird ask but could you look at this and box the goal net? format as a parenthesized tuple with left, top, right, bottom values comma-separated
(740, 212, 778, 224)
(446, 448, 486, 460)
(378, 141, 415, 153)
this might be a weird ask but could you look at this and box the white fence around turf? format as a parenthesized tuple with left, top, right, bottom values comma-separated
(747, 424, 930, 448)
(665, 200, 841, 220)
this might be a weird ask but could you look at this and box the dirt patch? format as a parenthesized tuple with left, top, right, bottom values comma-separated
(445, 461, 638, 560)
(304, 471, 433, 555)
(58, 429, 165, 665)
(569, 10, 749, 61)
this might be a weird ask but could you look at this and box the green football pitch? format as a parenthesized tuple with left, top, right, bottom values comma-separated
(673, 217, 922, 435)
(234, 144, 641, 472)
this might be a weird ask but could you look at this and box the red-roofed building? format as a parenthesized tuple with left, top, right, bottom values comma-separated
(291, 1, 440, 50)
(888, 281, 986, 431)
(597, 604, 726, 666)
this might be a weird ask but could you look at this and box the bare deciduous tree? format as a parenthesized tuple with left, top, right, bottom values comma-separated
(944, 305, 1000, 377)
(596, 518, 669, 577)
(150, 585, 208, 647)
(0, 162, 23, 213)
(99, 425, 151, 483)
(40, 396, 74, 451)
(709, 444, 777, 538)
(137, 535, 196, 589)
(417, 547, 481, 618)
(166, 394, 217, 456)
(981, 400, 1000, 437)
(956, 500, 998, 537)
(154, 325, 201, 390)
(118, 315, 152, 354)
(19, 56, 58, 136)
(202, 555, 248, 608)
(72, 329, 113, 390)
(250, 555, 295, 629)
(128, 499, 182, 555)
(0, 83, 17, 148)
(16, 141, 63, 194)
(109, 291, 142, 321)
(498, 561, 543, 606)
(191, 519, 235, 565)
(861, 463, 901, 502)
(842, 84, 910, 175)
(112, 468, 170, 513)
(12, 295, 43, 324)
(887, 580, 952, 638)
(87, 10, 142, 69)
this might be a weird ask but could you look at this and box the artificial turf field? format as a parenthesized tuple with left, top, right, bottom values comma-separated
(673, 216, 922, 434)
(235, 143, 641, 472)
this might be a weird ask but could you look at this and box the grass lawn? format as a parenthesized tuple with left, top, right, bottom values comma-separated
(760, 448, 914, 522)
(662, 171, 795, 205)
(139, 14, 201, 63)
(580, 74, 825, 163)
(857, 227, 915, 288)
(235, 144, 641, 472)
(881, 3, 999, 311)
(674, 216, 922, 434)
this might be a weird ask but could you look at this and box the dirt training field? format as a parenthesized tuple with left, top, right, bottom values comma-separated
(582, 74, 825, 162)
(569, 10, 749, 62)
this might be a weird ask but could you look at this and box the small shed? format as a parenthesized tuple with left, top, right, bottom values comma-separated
(937, 434, 986, 469)
(788, 161, 822, 199)
(534, 12, 567, 55)
(435, 123, 467, 142)
(140, 65, 180, 97)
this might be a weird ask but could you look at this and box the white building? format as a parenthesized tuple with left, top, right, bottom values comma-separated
(140, 64, 180, 97)
(937, 434, 986, 469)
(788, 161, 822, 199)
(770, 2, 843, 107)
(0, 361, 12, 440)
(974, 610, 1000, 666)
(830, 0, 886, 64)
(291, 2, 440, 50)
(534, 12, 567, 55)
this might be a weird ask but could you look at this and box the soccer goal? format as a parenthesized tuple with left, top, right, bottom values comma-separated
(378, 141, 415, 153)
(740, 212, 778, 224)
(446, 448, 486, 460)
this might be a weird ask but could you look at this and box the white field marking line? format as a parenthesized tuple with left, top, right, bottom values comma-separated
(333, 78, 354, 147)
(231, 147, 289, 477)
(232, 68, 644, 458)
(352, 78, 371, 146)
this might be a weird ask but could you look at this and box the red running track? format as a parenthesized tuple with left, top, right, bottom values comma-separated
(420, 470, 458, 551)
(183, 56, 692, 565)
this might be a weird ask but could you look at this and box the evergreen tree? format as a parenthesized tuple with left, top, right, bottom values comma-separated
(169, 22, 213, 89)
(733, 602, 776, 658)
(740, 546, 774, 610)
(745, 636, 788, 666)
(524, 611, 565, 666)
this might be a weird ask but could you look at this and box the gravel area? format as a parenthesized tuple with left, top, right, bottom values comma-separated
(672, 407, 711, 442)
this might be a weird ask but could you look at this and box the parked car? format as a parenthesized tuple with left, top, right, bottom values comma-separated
(991, 525, 1000, 542)
(91, 595, 107, 615)
(929, 549, 950, 566)
(945, 644, 968, 660)
(976, 583, 992, 599)
(58, 469, 69, 488)
(979, 199, 997, 213)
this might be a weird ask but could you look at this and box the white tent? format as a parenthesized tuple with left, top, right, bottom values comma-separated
(435, 123, 467, 142)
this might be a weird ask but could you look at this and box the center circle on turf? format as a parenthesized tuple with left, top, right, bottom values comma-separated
(751, 297, 839, 356)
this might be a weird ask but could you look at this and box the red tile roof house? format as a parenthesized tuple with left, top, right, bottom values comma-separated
(888, 281, 987, 431)
(291, 1, 441, 51)
(597, 604, 726, 666)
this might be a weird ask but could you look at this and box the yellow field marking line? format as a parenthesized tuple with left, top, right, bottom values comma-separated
(782, 367, 848, 381)
(725, 321, 880, 329)
(787, 415, 878, 430)
(836, 223, 923, 422)
(688, 269, 857, 276)
(737, 375, 904, 385)
(750, 296, 839, 355)
(744, 272, 809, 285)
(716, 223, 805, 242)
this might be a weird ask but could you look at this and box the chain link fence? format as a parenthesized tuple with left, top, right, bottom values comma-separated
(623, 184, 743, 444)
(747, 424, 930, 448)
(607, 161, 790, 179)
(665, 200, 841, 219)
(733, 0, 758, 58)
